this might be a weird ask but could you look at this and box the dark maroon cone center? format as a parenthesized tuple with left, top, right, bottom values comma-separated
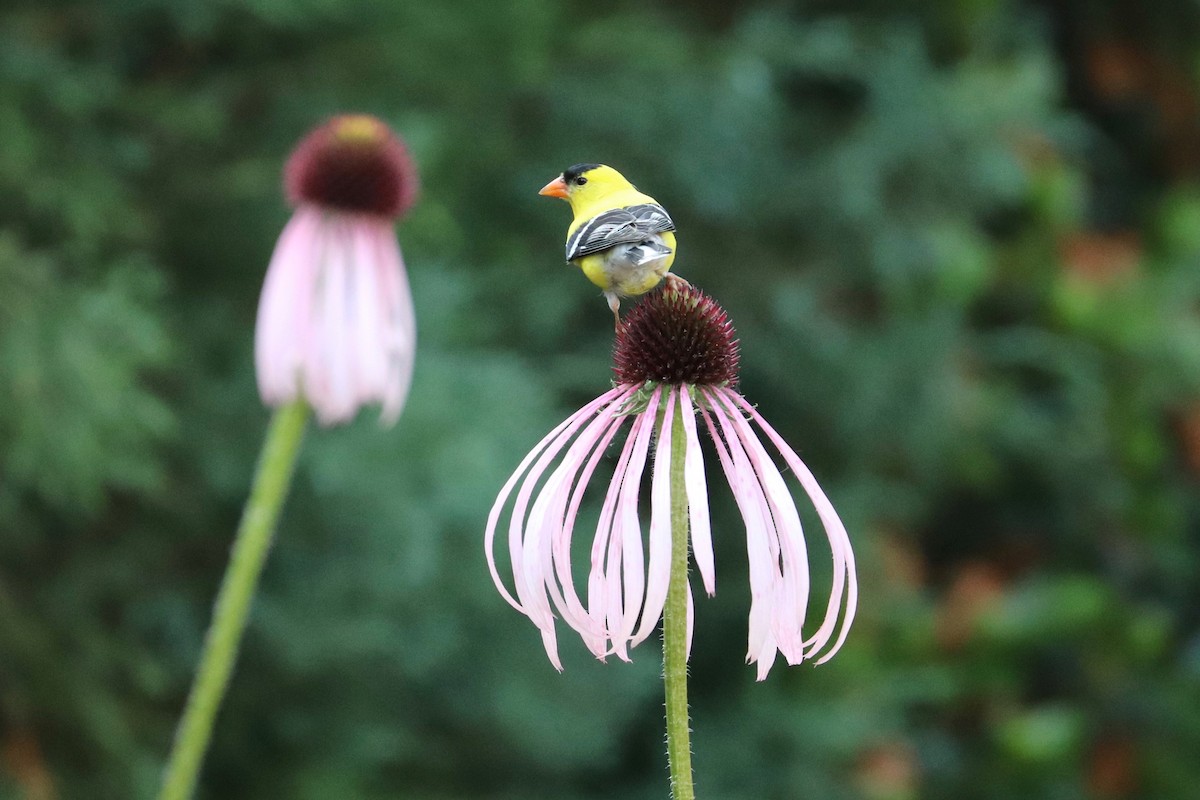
(612, 282, 740, 386)
(284, 115, 418, 218)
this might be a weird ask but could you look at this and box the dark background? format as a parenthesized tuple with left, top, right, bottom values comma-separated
(2, 1, 1199, 798)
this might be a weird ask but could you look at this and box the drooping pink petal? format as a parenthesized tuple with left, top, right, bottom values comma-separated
(553, 407, 630, 651)
(560, 416, 631, 660)
(710, 388, 811, 666)
(313, 219, 354, 424)
(633, 387, 675, 647)
(292, 216, 326, 408)
(608, 387, 660, 659)
(587, 393, 646, 656)
(677, 387, 715, 596)
(484, 387, 627, 614)
(513, 393, 623, 641)
(255, 208, 322, 406)
(369, 223, 416, 423)
(496, 388, 636, 668)
(347, 222, 387, 410)
(255, 207, 416, 428)
(698, 391, 782, 677)
(730, 393, 858, 664)
(529, 395, 630, 645)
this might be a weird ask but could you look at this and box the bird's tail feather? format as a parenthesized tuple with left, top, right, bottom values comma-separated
(627, 240, 673, 266)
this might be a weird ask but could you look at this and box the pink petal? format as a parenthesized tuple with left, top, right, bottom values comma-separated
(555, 408, 630, 658)
(539, 627, 563, 673)
(633, 387, 674, 646)
(255, 209, 416, 427)
(529, 397, 628, 645)
(255, 208, 321, 405)
(729, 392, 858, 665)
(677, 387, 715, 596)
(349, 223, 387, 404)
(609, 387, 659, 659)
(312, 219, 354, 424)
(369, 226, 416, 424)
(587, 395, 646, 657)
(484, 387, 626, 614)
(345, 227, 383, 403)
(514, 391, 628, 639)
(710, 388, 810, 666)
(698, 390, 781, 675)
(754, 635, 778, 682)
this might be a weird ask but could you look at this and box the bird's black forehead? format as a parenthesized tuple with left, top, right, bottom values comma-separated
(562, 163, 602, 182)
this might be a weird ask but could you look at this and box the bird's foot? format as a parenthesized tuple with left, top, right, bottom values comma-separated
(663, 273, 691, 290)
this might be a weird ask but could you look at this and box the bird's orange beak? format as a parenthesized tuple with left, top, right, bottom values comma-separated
(539, 176, 569, 199)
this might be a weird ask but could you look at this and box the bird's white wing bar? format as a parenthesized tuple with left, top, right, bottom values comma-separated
(625, 203, 675, 233)
(566, 203, 676, 261)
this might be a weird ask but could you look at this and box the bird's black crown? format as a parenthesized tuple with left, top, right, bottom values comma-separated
(562, 163, 602, 184)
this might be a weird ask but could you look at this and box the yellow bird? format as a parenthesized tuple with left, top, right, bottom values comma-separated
(539, 163, 679, 326)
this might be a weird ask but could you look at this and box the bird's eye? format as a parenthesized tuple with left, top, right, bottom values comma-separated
(575, 176, 588, 185)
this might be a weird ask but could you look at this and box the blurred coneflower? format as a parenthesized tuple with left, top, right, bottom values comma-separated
(255, 114, 419, 426)
(160, 115, 420, 800)
(486, 281, 857, 678)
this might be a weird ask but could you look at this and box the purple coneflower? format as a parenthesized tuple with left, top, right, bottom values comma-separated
(486, 281, 857, 679)
(255, 114, 419, 426)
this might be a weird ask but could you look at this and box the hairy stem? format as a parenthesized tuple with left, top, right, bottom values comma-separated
(158, 400, 309, 800)
(663, 393, 696, 800)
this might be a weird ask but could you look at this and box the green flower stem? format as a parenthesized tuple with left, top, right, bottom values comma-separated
(663, 400, 696, 800)
(158, 400, 310, 800)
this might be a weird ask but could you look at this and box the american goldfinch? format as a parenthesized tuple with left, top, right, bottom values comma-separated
(539, 163, 678, 325)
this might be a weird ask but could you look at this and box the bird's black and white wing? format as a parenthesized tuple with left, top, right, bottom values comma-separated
(565, 203, 675, 261)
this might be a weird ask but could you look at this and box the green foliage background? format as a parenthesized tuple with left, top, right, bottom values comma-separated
(2, 0, 1199, 797)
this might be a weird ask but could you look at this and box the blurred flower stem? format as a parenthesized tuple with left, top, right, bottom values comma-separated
(663, 406, 696, 800)
(159, 400, 310, 800)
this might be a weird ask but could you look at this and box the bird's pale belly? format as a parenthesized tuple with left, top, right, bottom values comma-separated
(575, 232, 677, 298)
